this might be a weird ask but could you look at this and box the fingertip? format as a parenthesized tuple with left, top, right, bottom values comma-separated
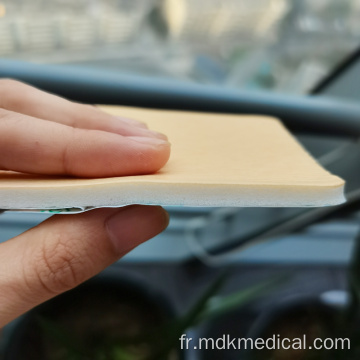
(61, 129, 171, 177)
(125, 136, 171, 174)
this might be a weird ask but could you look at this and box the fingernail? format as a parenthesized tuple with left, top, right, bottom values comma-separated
(145, 130, 168, 140)
(115, 116, 148, 128)
(129, 136, 170, 147)
(105, 206, 170, 253)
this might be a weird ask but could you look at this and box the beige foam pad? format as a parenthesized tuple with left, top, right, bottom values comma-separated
(0, 106, 345, 210)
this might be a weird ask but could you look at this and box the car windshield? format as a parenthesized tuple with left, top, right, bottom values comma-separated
(1, 0, 359, 94)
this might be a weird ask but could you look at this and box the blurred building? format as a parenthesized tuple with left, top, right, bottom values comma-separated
(159, 0, 288, 42)
(0, 0, 153, 54)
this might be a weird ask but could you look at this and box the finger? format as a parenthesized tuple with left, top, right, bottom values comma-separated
(0, 109, 170, 177)
(0, 79, 168, 140)
(0, 205, 169, 327)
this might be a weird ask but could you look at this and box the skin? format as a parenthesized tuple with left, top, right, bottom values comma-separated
(0, 79, 171, 328)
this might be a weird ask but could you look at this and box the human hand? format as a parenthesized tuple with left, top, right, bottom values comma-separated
(0, 79, 171, 327)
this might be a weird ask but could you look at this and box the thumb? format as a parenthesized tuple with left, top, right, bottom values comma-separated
(0, 206, 169, 327)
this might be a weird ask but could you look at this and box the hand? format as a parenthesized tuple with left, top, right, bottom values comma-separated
(0, 79, 171, 327)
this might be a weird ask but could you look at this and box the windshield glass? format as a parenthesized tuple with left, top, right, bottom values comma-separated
(1, 0, 359, 94)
